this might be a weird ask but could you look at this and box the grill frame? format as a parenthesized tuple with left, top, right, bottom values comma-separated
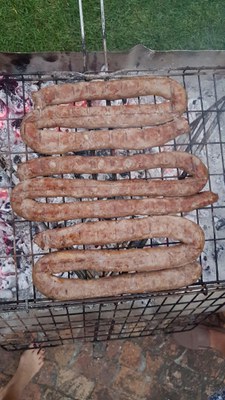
(1, 0, 225, 351)
(0, 67, 225, 350)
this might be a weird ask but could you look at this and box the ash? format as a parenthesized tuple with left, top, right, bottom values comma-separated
(0, 72, 225, 302)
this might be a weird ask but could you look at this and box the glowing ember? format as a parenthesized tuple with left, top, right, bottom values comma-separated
(75, 100, 87, 107)
(0, 189, 8, 200)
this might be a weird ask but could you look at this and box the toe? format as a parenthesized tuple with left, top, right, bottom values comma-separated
(39, 350, 45, 360)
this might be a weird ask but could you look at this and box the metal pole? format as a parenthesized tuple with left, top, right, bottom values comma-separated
(78, 0, 87, 71)
(100, 0, 108, 71)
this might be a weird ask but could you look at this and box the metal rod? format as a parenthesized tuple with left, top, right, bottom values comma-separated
(100, 0, 108, 71)
(78, 0, 87, 71)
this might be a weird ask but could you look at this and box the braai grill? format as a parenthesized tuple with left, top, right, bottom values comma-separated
(0, 0, 225, 350)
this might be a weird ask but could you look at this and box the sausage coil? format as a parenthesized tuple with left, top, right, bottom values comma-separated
(11, 186, 217, 222)
(20, 117, 189, 155)
(32, 76, 187, 111)
(34, 215, 205, 254)
(33, 258, 201, 301)
(17, 152, 208, 194)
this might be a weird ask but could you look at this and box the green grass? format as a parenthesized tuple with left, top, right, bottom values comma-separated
(0, 0, 224, 52)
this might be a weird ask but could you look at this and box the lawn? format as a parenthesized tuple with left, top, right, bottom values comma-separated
(0, 0, 224, 52)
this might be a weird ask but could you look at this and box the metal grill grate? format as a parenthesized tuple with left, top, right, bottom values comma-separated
(0, 68, 225, 350)
(0, 0, 225, 349)
(0, 0, 225, 340)
(1, 288, 225, 351)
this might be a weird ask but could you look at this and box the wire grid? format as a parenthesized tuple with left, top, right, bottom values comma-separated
(0, 68, 225, 348)
(1, 0, 225, 349)
(1, 287, 225, 350)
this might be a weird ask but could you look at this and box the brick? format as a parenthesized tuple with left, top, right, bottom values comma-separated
(119, 340, 142, 370)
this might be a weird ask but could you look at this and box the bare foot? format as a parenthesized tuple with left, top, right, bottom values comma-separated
(16, 346, 45, 383)
(0, 346, 45, 400)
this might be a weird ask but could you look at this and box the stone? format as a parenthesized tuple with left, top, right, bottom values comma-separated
(75, 349, 118, 387)
(90, 386, 114, 400)
(166, 341, 181, 357)
(37, 361, 57, 386)
(42, 387, 72, 400)
(66, 375, 94, 399)
(146, 352, 164, 375)
(57, 368, 76, 387)
(119, 340, 142, 370)
(20, 383, 41, 400)
(0, 348, 19, 376)
(113, 365, 151, 398)
(106, 340, 122, 359)
(54, 343, 82, 367)
(93, 341, 107, 359)
(42, 388, 56, 400)
(0, 371, 10, 387)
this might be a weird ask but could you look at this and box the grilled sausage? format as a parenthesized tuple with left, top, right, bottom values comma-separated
(17, 152, 208, 195)
(21, 76, 187, 153)
(33, 258, 201, 300)
(32, 76, 187, 111)
(20, 117, 189, 155)
(34, 215, 205, 253)
(11, 188, 217, 222)
(21, 102, 183, 146)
